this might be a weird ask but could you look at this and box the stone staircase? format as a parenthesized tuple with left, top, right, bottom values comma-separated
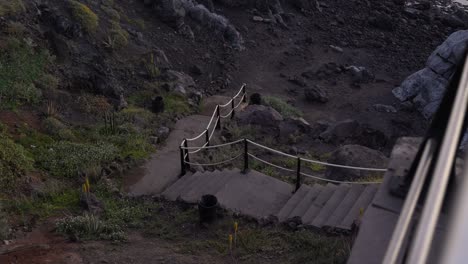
(161, 168, 379, 232)
(277, 183, 378, 233)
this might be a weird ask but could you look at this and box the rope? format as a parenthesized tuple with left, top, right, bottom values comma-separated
(248, 153, 295, 172)
(185, 131, 206, 142)
(209, 120, 218, 140)
(232, 84, 246, 99)
(188, 141, 209, 154)
(181, 139, 244, 150)
(247, 139, 297, 159)
(300, 157, 387, 172)
(300, 172, 382, 185)
(219, 98, 234, 108)
(184, 153, 243, 166)
(206, 106, 218, 130)
(220, 109, 235, 118)
(247, 139, 387, 172)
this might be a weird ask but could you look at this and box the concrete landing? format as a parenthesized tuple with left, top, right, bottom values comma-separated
(127, 115, 210, 195)
(162, 169, 294, 219)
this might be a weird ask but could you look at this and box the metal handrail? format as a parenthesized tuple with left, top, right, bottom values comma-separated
(407, 56, 468, 264)
(383, 140, 435, 264)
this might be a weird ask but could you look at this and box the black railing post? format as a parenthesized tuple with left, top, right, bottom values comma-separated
(180, 145, 186, 176)
(231, 99, 235, 119)
(242, 85, 247, 102)
(205, 129, 210, 146)
(216, 105, 221, 130)
(243, 139, 249, 173)
(295, 157, 301, 192)
(184, 139, 190, 170)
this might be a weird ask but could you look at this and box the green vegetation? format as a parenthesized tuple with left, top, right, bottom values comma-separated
(263, 96, 303, 118)
(42, 117, 75, 141)
(5, 21, 26, 36)
(0, 202, 10, 240)
(56, 213, 125, 241)
(68, 0, 99, 33)
(107, 21, 129, 49)
(130, 18, 145, 30)
(165, 93, 191, 115)
(101, 5, 120, 21)
(36, 141, 118, 178)
(0, 125, 33, 190)
(144, 53, 161, 79)
(0, 38, 51, 108)
(35, 74, 59, 91)
(0, 0, 25, 16)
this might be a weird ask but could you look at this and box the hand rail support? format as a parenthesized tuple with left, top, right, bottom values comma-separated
(231, 99, 235, 119)
(183, 139, 190, 170)
(295, 157, 302, 192)
(243, 139, 249, 173)
(216, 105, 221, 130)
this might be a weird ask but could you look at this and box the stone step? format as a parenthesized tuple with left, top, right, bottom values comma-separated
(161, 172, 198, 201)
(301, 183, 338, 224)
(202, 169, 235, 196)
(276, 184, 311, 222)
(336, 184, 379, 231)
(287, 184, 324, 220)
(215, 170, 293, 219)
(309, 184, 351, 228)
(166, 171, 207, 201)
(181, 170, 217, 203)
(323, 184, 366, 231)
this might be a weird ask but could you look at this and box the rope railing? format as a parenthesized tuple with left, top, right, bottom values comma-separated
(178, 83, 387, 190)
(180, 84, 247, 174)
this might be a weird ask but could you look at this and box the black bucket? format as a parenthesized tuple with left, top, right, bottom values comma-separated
(198, 194, 218, 224)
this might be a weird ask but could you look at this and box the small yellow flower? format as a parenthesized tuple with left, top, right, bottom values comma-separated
(85, 177, 91, 192)
(229, 234, 233, 251)
(234, 222, 238, 232)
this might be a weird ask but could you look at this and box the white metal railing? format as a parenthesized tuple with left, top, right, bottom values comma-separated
(382, 55, 468, 264)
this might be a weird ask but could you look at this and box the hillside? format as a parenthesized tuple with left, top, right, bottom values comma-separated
(0, 0, 466, 263)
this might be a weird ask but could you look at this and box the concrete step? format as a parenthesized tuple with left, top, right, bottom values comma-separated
(336, 184, 379, 231)
(323, 184, 365, 231)
(309, 184, 351, 228)
(165, 171, 207, 201)
(161, 172, 198, 201)
(182, 170, 218, 203)
(215, 170, 293, 219)
(276, 184, 311, 222)
(203, 169, 235, 196)
(301, 183, 338, 224)
(287, 184, 324, 220)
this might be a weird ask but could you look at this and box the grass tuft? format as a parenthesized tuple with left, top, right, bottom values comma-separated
(68, 0, 99, 33)
(263, 96, 303, 118)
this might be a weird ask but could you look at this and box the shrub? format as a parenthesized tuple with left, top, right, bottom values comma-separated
(42, 117, 75, 140)
(263, 96, 303, 118)
(101, 5, 120, 21)
(77, 94, 112, 116)
(0, 38, 49, 108)
(0, 202, 10, 240)
(35, 74, 59, 91)
(130, 18, 145, 30)
(37, 141, 118, 178)
(68, 0, 99, 33)
(109, 21, 129, 49)
(165, 93, 191, 115)
(5, 21, 26, 36)
(0, 126, 33, 189)
(56, 213, 125, 241)
(0, 0, 25, 16)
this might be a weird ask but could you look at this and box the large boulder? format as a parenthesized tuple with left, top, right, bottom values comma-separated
(279, 117, 311, 139)
(392, 30, 468, 148)
(319, 119, 361, 143)
(393, 30, 468, 118)
(236, 105, 283, 134)
(325, 145, 388, 181)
